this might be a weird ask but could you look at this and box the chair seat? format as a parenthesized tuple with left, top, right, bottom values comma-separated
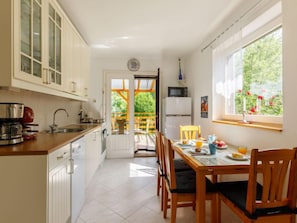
(173, 158, 192, 172)
(169, 170, 216, 193)
(217, 181, 296, 219)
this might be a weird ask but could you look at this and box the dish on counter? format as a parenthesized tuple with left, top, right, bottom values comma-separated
(177, 142, 193, 146)
(226, 153, 249, 161)
(188, 148, 207, 156)
(216, 145, 228, 149)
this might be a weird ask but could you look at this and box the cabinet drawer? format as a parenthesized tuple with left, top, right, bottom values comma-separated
(49, 144, 71, 171)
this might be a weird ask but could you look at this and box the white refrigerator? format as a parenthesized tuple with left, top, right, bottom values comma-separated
(162, 97, 192, 140)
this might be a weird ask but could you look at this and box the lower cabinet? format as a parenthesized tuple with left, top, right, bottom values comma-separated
(85, 127, 102, 186)
(48, 144, 72, 223)
(0, 128, 103, 223)
(0, 155, 48, 223)
(0, 144, 71, 223)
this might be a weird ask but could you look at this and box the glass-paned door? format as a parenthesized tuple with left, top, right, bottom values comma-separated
(134, 77, 157, 154)
(48, 4, 62, 86)
(106, 73, 135, 158)
(20, 0, 42, 78)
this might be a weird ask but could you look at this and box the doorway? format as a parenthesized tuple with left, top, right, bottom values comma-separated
(105, 70, 159, 158)
(134, 75, 159, 157)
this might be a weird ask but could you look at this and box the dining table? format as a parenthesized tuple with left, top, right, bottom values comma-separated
(172, 140, 251, 223)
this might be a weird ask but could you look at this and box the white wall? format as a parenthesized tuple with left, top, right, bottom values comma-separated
(0, 55, 162, 139)
(160, 53, 187, 98)
(184, 0, 297, 149)
(87, 53, 190, 131)
(87, 55, 162, 120)
(0, 89, 81, 131)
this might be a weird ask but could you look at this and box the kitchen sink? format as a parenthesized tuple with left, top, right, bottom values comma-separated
(49, 128, 85, 133)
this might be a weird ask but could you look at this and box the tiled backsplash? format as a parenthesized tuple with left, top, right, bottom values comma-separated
(0, 89, 81, 131)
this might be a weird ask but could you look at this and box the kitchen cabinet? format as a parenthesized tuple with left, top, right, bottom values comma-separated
(48, 143, 71, 223)
(85, 127, 102, 186)
(63, 16, 90, 98)
(14, 0, 63, 90)
(47, 3, 63, 89)
(0, 144, 71, 223)
(0, 0, 89, 101)
(14, 0, 44, 85)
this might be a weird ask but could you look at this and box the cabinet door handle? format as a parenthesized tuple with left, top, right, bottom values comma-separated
(42, 68, 52, 85)
(56, 152, 67, 160)
(72, 81, 77, 93)
(43, 68, 49, 84)
(84, 87, 88, 97)
(48, 69, 52, 85)
(68, 158, 74, 174)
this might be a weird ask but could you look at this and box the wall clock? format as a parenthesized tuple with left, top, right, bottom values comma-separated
(127, 58, 140, 71)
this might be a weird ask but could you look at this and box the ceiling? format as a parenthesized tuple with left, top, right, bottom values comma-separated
(57, 0, 245, 58)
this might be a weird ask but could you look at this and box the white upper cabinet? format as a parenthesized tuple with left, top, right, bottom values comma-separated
(0, 0, 89, 101)
(14, 0, 45, 85)
(47, 3, 63, 89)
(63, 16, 90, 98)
(15, 0, 64, 90)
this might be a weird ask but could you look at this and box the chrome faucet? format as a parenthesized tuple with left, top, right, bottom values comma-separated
(49, 108, 69, 132)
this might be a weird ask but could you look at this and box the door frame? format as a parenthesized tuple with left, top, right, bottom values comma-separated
(104, 70, 159, 158)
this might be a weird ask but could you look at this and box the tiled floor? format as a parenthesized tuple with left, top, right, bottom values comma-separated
(76, 157, 241, 223)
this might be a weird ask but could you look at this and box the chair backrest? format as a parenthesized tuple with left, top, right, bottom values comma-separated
(163, 137, 177, 189)
(246, 148, 297, 214)
(180, 125, 201, 140)
(155, 130, 163, 166)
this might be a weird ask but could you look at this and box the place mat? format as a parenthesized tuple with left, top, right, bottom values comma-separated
(174, 142, 195, 150)
(188, 150, 208, 156)
(193, 153, 250, 166)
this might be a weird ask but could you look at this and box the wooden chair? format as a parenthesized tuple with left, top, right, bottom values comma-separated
(155, 130, 165, 210)
(180, 125, 201, 141)
(135, 118, 155, 153)
(162, 137, 217, 223)
(217, 148, 297, 223)
(155, 130, 193, 211)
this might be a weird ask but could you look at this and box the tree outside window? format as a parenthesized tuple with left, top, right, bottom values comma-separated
(230, 27, 282, 116)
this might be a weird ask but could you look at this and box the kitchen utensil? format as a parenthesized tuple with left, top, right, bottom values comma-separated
(0, 103, 24, 119)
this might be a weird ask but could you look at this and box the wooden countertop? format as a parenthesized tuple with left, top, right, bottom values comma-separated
(0, 124, 102, 156)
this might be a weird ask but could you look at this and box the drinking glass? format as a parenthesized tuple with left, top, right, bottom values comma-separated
(237, 146, 247, 154)
(195, 140, 203, 148)
(209, 143, 216, 155)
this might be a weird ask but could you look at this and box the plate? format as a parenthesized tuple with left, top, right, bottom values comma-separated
(216, 145, 228, 149)
(188, 149, 208, 156)
(227, 153, 249, 161)
(176, 142, 193, 147)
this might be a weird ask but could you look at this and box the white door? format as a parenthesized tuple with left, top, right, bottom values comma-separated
(105, 72, 135, 158)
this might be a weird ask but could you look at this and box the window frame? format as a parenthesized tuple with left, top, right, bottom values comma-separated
(214, 13, 283, 124)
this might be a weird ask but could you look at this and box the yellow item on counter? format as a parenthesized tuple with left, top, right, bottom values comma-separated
(232, 153, 244, 159)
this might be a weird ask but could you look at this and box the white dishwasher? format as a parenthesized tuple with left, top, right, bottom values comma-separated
(71, 137, 85, 223)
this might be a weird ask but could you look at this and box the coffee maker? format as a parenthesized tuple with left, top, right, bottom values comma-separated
(0, 103, 24, 145)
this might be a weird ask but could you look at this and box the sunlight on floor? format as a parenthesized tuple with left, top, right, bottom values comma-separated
(129, 163, 157, 177)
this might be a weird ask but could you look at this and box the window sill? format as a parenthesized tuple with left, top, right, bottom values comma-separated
(212, 119, 282, 132)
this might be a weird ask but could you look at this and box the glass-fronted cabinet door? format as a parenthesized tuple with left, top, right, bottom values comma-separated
(48, 3, 62, 88)
(18, 0, 43, 84)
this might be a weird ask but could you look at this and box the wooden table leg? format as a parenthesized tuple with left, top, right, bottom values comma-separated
(210, 174, 220, 223)
(196, 170, 206, 223)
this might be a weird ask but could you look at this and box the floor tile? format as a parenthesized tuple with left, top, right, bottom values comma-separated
(76, 157, 242, 223)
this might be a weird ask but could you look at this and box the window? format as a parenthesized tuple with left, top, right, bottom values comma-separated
(213, 1, 282, 124)
(227, 27, 282, 116)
